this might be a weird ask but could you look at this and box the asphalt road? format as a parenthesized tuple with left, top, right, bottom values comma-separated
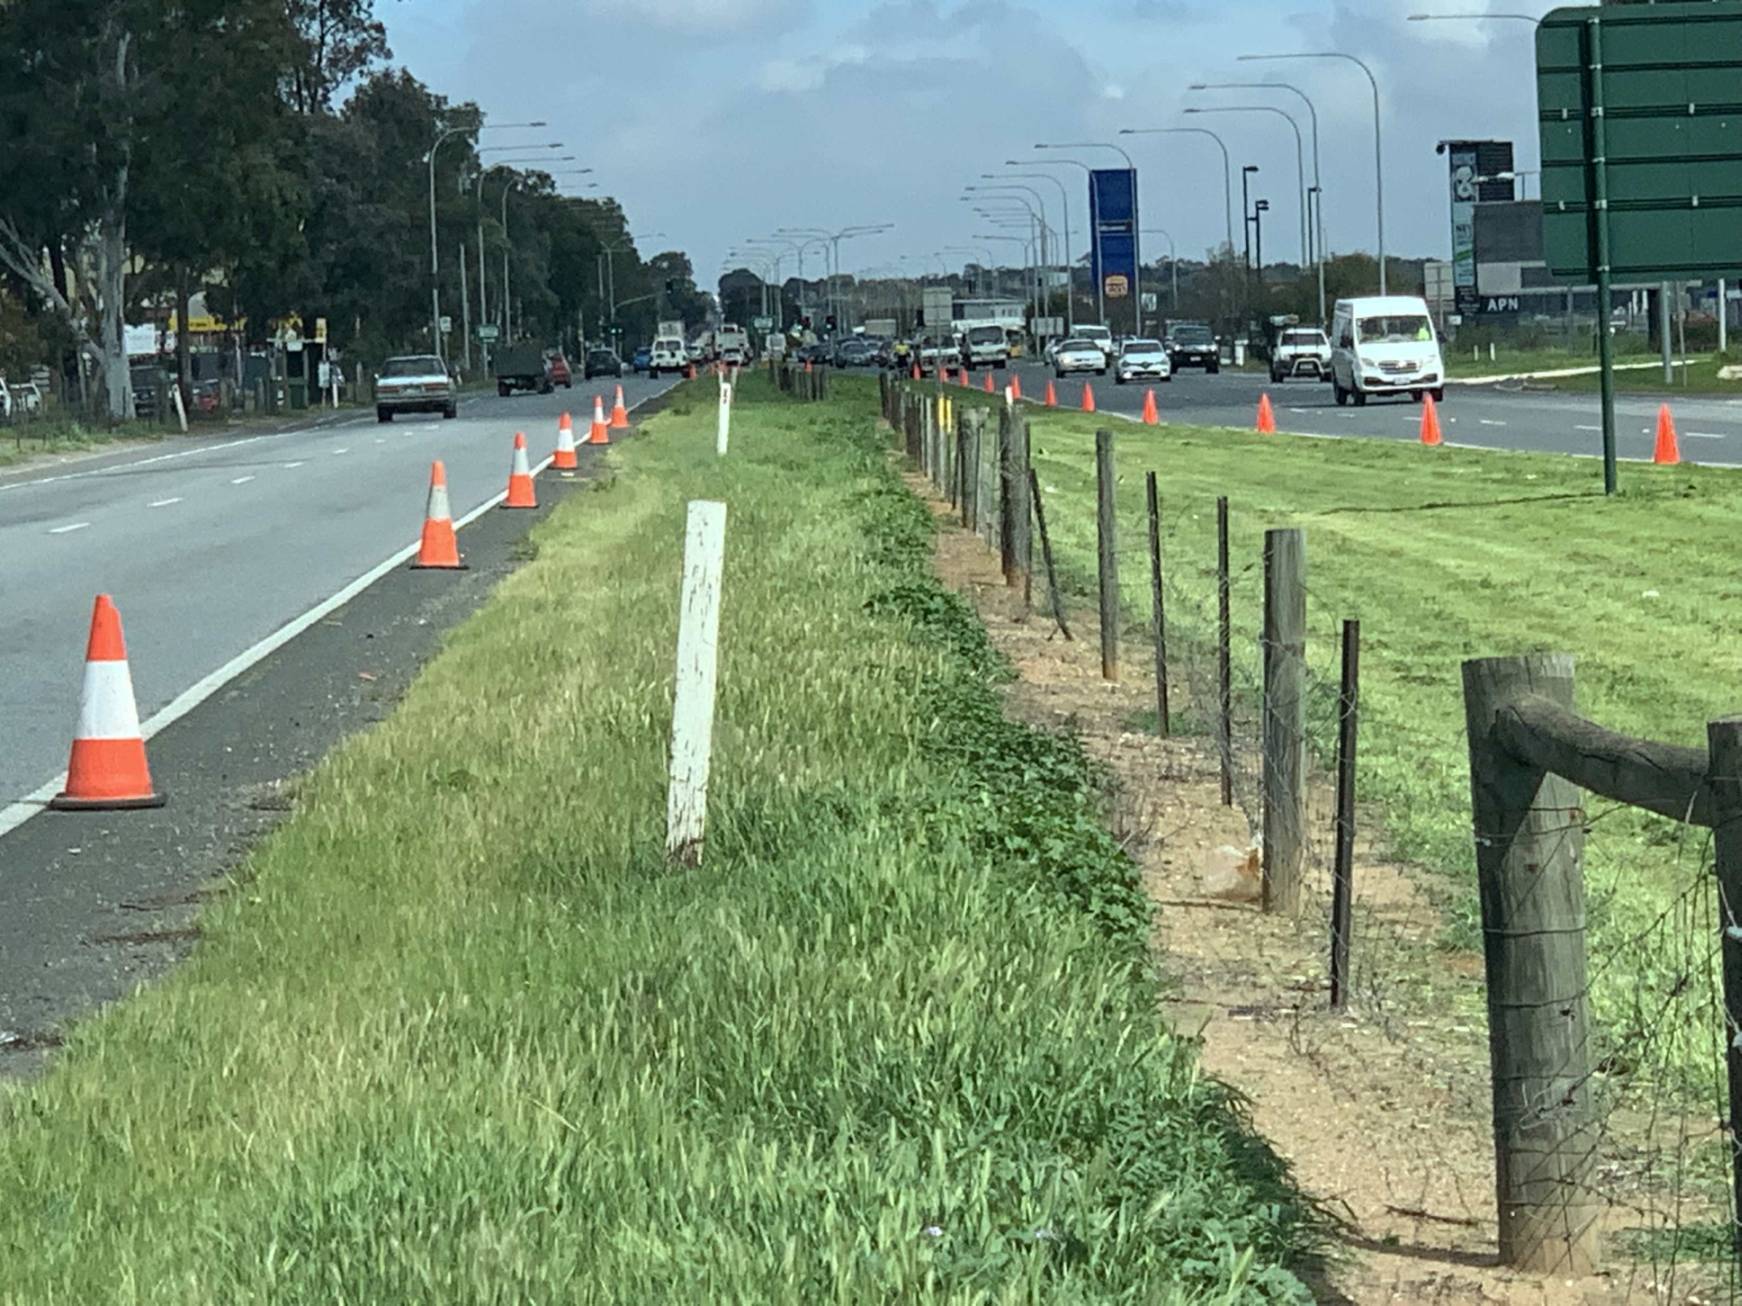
(0, 373, 677, 820)
(953, 359, 1742, 465)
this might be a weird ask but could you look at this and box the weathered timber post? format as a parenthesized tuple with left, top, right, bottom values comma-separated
(998, 406, 1015, 582)
(1461, 653, 1599, 1275)
(1008, 410, 1031, 598)
(1261, 527, 1306, 913)
(1329, 618, 1360, 1009)
(1145, 470, 1169, 738)
(1029, 468, 1072, 641)
(1706, 716, 1742, 1260)
(1095, 428, 1119, 681)
(1217, 495, 1233, 807)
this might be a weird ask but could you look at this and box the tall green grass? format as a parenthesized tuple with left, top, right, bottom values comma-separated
(0, 374, 1312, 1301)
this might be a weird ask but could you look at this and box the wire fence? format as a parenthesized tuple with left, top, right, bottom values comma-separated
(880, 371, 1741, 1298)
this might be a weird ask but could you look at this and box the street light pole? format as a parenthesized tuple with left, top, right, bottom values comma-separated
(998, 164, 1075, 331)
(1143, 228, 1179, 310)
(427, 119, 546, 363)
(1185, 106, 1308, 271)
(1020, 156, 1100, 324)
(1190, 80, 1327, 324)
(1240, 52, 1385, 293)
(983, 175, 1069, 329)
(1119, 126, 1236, 263)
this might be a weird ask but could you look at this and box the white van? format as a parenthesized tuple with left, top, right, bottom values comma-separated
(648, 336, 688, 378)
(1329, 295, 1445, 406)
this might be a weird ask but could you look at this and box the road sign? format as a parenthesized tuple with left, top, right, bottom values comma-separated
(1538, 3, 1742, 282)
(477, 324, 500, 342)
(314, 317, 328, 344)
(1140, 292, 1158, 313)
(1089, 168, 1140, 335)
(751, 316, 774, 331)
(439, 315, 453, 334)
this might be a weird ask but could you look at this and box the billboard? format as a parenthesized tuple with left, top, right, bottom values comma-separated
(1089, 168, 1140, 334)
(1444, 140, 1514, 317)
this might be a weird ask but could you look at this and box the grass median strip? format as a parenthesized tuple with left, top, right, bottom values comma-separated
(0, 373, 1313, 1301)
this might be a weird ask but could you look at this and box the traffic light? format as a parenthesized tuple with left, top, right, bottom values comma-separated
(825, 314, 837, 332)
(802, 315, 812, 330)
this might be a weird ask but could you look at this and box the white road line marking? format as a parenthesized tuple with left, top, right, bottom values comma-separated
(0, 380, 674, 842)
(283, 461, 305, 469)
(332, 448, 349, 455)
(1575, 424, 1601, 432)
(1686, 431, 1726, 440)
(1479, 419, 1507, 427)
(148, 497, 183, 508)
(230, 475, 256, 485)
(48, 522, 90, 534)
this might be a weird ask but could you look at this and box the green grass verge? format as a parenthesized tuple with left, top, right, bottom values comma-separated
(0, 373, 1313, 1301)
(906, 378, 1730, 1100)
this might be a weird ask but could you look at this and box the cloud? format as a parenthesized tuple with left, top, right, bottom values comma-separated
(574, 0, 811, 34)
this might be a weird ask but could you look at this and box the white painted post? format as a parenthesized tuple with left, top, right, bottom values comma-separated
(716, 380, 733, 456)
(171, 382, 188, 433)
(1721, 278, 1730, 355)
(666, 500, 728, 866)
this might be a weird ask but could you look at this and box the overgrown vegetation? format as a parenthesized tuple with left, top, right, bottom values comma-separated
(0, 373, 1313, 1300)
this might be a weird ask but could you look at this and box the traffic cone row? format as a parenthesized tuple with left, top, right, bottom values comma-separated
(48, 410, 630, 815)
(983, 372, 994, 394)
(1044, 379, 1057, 408)
(1010, 373, 1021, 401)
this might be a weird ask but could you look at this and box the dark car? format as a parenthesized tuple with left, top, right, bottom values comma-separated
(1165, 322, 1221, 373)
(833, 338, 875, 368)
(130, 363, 166, 419)
(545, 352, 574, 388)
(584, 348, 624, 379)
(631, 346, 651, 372)
(795, 343, 830, 366)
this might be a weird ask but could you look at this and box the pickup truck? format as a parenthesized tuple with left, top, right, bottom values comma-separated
(492, 343, 552, 396)
(1269, 327, 1334, 383)
(1165, 323, 1221, 374)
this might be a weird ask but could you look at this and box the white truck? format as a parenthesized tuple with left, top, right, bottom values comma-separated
(716, 323, 749, 365)
(959, 323, 1009, 371)
(648, 331, 688, 378)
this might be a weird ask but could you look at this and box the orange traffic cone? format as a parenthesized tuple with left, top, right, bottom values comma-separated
(685, 362, 697, 380)
(1419, 394, 1443, 447)
(1256, 393, 1277, 434)
(411, 460, 465, 570)
(804, 359, 813, 374)
(588, 394, 610, 446)
(983, 371, 995, 394)
(552, 411, 578, 472)
(1081, 383, 1096, 414)
(959, 368, 971, 389)
(1654, 403, 1681, 465)
(1141, 389, 1159, 426)
(50, 594, 165, 810)
(910, 363, 920, 380)
(1045, 379, 1058, 408)
(610, 384, 630, 430)
(1010, 373, 1021, 401)
(503, 432, 537, 509)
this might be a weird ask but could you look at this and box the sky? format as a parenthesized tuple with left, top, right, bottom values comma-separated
(383, 0, 1554, 289)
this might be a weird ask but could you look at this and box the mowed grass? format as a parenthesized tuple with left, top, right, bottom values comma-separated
(0, 374, 1313, 1302)
(905, 376, 1734, 1087)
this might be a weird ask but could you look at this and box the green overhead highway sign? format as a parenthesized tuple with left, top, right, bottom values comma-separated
(1535, 2, 1742, 495)
(1538, 2, 1742, 282)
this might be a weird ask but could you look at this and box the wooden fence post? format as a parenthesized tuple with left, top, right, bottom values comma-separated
(1461, 653, 1599, 1274)
(666, 500, 728, 867)
(998, 406, 1015, 582)
(1217, 495, 1233, 807)
(1706, 716, 1742, 1259)
(1145, 470, 1169, 737)
(1329, 618, 1360, 1009)
(1009, 410, 1031, 598)
(1261, 527, 1306, 913)
(1095, 428, 1119, 681)
(957, 415, 970, 528)
(1029, 468, 1072, 641)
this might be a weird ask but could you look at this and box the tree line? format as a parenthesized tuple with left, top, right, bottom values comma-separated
(0, 0, 703, 419)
